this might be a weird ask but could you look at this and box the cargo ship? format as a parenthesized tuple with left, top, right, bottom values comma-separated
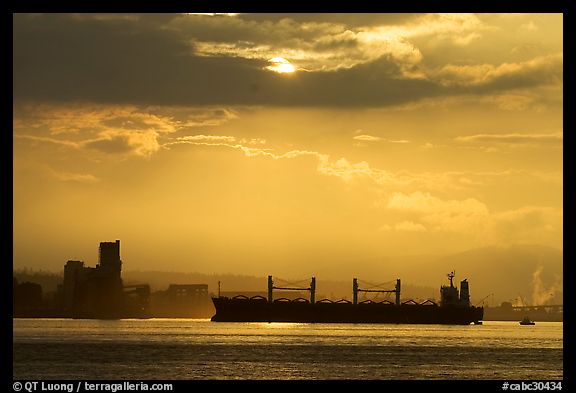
(211, 272, 484, 325)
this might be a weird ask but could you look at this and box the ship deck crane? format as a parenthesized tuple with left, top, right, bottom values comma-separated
(268, 276, 316, 304)
(476, 293, 494, 307)
(354, 278, 401, 306)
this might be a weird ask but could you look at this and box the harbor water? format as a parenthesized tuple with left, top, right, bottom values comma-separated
(13, 319, 562, 380)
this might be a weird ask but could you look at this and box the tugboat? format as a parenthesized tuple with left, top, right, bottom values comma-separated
(519, 316, 535, 325)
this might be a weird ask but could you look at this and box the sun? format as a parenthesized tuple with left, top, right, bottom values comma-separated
(265, 57, 296, 74)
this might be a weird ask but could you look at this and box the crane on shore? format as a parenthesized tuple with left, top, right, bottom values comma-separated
(476, 293, 494, 307)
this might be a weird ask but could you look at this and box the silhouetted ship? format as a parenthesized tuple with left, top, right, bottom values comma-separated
(212, 272, 484, 325)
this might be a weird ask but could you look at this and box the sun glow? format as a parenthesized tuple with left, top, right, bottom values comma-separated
(265, 57, 296, 74)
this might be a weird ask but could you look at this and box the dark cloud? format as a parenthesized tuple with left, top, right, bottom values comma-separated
(13, 13, 188, 102)
(236, 13, 418, 27)
(169, 14, 319, 45)
(473, 57, 563, 94)
(169, 14, 416, 45)
(13, 13, 562, 108)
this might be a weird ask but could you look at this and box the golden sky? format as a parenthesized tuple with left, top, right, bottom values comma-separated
(13, 13, 562, 279)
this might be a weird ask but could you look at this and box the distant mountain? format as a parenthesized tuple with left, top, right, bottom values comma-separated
(399, 244, 563, 306)
(13, 269, 62, 293)
(15, 244, 562, 307)
(123, 271, 267, 294)
(122, 270, 437, 303)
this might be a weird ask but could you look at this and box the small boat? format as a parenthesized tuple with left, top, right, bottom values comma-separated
(519, 316, 535, 325)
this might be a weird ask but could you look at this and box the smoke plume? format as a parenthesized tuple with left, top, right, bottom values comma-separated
(531, 264, 562, 306)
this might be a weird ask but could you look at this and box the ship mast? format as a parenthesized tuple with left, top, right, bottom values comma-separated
(447, 271, 455, 288)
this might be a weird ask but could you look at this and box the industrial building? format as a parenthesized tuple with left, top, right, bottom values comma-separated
(150, 284, 213, 318)
(61, 240, 148, 318)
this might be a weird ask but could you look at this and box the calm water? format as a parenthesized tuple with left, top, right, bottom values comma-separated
(13, 319, 562, 380)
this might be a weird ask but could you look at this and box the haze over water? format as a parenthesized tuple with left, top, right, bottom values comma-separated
(13, 319, 562, 380)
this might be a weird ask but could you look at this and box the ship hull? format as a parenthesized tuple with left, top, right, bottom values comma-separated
(211, 298, 484, 325)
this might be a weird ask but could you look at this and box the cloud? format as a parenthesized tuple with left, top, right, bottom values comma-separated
(167, 138, 322, 162)
(67, 13, 142, 22)
(171, 135, 267, 146)
(317, 157, 375, 183)
(183, 13, 486, 73)
(378, 221, 427, 232)
(352, 134, 410, 144)
(385, 191, 489, 236)
(520, 20, 539, 32)
(394, 221, 427, 232)
(13, 104, 240, 158)
(176, 135, 238, 143)
(13, 14, 439, 107)
(84, 130, 162, 157)
(385, 191, 561, 244)
(431, 54, 562, 88)
(16, 129, 163, 158)
(185, 13, 240, 17)
(455, 132, 563, 146)
(483, 92, 540, 111)
(168, 137, 561, 201)
(172, 14, 426, 73)
(359, 13, 486, 45)
(83, 135, 134, 154)
(14, 134, 82, 149)
(491, 206, 562, 234)
(15, 104, 561, 250)
(375, 85, 560, 113)
(13, 13, 561, 108)
(167, 137, 555, 203)
(353, 134, 383, 142)
(236, 14, 419, 27)
(177, 108, 239, 127)
(167, 137, 390, 185)
(49, 169, 100, 184)
(240, 138, 267, 145)
(387, 191, 489, 215)
(13, 104, 181, 136)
